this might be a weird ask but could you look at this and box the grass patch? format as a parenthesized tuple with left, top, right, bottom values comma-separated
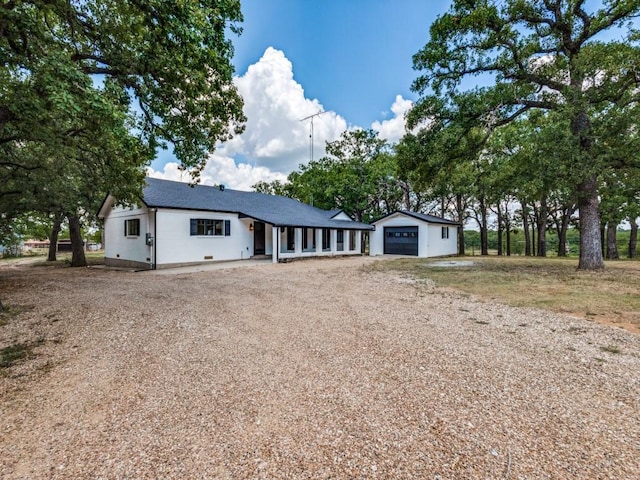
(600, 345, 622, 355)
(0, 338, 44, 368)
(371, 256, 640, 332)
(0, 304, 21, 327)
(32, 251, 105, 267)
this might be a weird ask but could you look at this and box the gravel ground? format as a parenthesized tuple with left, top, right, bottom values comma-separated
(1, 256, 639, 479)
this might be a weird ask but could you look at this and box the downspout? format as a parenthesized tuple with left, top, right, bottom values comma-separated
(153, 208, 157, 270)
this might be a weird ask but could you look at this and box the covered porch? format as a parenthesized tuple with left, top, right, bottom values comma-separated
(272, 225, 365, 263)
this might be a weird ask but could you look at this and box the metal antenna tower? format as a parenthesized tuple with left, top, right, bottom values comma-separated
(300, 110, 327, 162)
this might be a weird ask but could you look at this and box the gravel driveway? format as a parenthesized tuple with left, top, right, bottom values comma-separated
(1, 256, 639, 479)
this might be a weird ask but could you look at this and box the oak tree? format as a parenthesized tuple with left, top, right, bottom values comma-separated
(410, 0, 640, 270)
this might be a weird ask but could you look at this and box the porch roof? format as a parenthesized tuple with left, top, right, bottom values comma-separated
(141, 178, 373, 230)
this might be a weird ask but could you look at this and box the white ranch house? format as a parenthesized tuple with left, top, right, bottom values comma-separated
(98, 177, 373, 269)
(370, 211, 459, 258)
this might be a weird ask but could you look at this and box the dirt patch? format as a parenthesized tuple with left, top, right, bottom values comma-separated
(422, 260, 475, 268)
(1, 256, 639, 478)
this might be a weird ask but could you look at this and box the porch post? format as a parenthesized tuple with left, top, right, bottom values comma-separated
(272, 226, 278, 263)
(331, 229, 337, 253)
(315, 228, 322, 253)
(294, 227, 302, 255)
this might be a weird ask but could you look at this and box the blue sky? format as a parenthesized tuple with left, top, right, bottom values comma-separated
(231, 0, 448, 127)
(149, 0, 451, 189)
(148, 1, 636, 190)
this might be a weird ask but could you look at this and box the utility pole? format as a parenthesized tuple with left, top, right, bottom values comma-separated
(300, 110, 327, 162)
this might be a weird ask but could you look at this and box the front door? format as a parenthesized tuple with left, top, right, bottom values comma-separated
(254, 221, 265, 255)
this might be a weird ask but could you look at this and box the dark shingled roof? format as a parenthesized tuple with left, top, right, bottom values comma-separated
(142, 177, 373, 230)
(372, 210, 460, 226)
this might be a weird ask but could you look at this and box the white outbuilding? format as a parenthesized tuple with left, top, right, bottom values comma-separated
(370, 211, 459, 258)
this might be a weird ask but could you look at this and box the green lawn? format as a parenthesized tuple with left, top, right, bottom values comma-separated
(370, 256, 640, 333)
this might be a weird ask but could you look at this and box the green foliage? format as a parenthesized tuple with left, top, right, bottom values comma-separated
(253, 129, 411, 222)
(0, 338, 44, 368)
(409, 0, 640, 269)
(1, 1, 246, 266)
(1, 0, 245, 174)
(252, 180, 294, 197)
(465, 228, 637, 259)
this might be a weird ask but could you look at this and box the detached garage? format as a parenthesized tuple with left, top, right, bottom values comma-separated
(370, 211, 459, 258)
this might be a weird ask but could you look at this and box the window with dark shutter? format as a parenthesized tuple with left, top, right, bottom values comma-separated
(224, 220, 231, 236)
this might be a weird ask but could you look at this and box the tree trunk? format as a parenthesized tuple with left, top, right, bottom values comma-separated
(480, 196, 488, 256)
(571, 105, 604, 270)
(522, 202, 531, 256)
(577, 175, 604, 270)
(629, 219, 638, 259)
(536, 197, 547, 257)
(67, 214, 87, 267)
(47, 213, 63, 262)
(606, 222, 619, 260)
(530, 216, 536, 257)
(456, 194, 465, 256)
(506, 227, 511, 256)
(497, 206, 503, 256)
(402, 183, 411, 211)
(557, 208, 571, 257)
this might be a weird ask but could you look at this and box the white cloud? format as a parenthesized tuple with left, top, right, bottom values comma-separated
(371, 95, 412, 144)
(151, 47, 349, 190)
(149, 48, 415, 190)
(230, 47, 347, 171)
(147, 154, 287, 191)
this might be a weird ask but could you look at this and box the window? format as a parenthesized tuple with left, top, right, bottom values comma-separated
(124, 219, 140, 237)
(349, 230, 356, 250)
(322, 228, 331, 250)
(302, 228, 316, 250)
(190, 219, 231, 236)
(337, 229, 344, 251)
(441, 226, 449, 239)
(287, 227, 295, 251)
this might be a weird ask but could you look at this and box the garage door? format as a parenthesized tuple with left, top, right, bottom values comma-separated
(384, 226, 418, 256)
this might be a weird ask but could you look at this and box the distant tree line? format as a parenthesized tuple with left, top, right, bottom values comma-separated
(465, 228, 638, 260)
